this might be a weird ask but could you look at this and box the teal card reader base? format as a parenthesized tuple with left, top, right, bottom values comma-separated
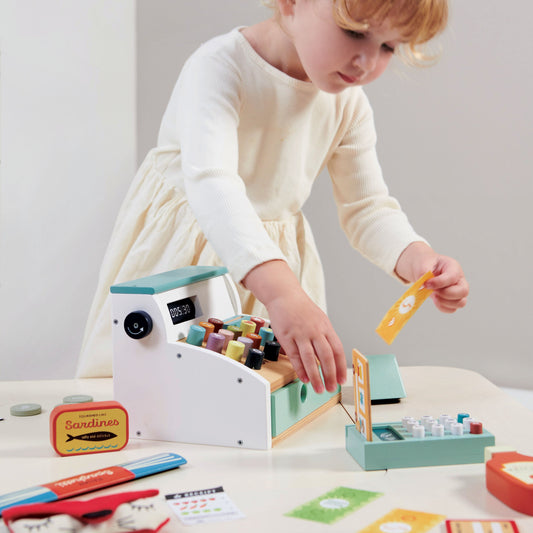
(346, 421, 495, 470)
(368, 354, 406, 404)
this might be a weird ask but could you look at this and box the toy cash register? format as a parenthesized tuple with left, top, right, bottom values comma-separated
(111, 266, 340, 450)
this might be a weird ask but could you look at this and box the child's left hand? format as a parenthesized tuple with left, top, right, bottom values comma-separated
(395, 242, 469, 313)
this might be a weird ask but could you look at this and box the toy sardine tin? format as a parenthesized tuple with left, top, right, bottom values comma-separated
(50, 401, 128, 456)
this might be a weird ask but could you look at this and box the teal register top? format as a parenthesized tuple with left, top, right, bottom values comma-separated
(110, 266, 229, 295)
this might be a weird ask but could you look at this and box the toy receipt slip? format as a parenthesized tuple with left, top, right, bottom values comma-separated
(165, 486, 244, 525)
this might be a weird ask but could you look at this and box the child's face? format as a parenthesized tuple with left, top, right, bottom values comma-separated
(284, 0, 404, 93)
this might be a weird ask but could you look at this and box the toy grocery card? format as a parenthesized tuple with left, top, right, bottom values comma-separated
(353, 349, 372, 441)
(446, 520, 519, 532)
(359, 508, 445, 533)
(285, 486, 382, 524)
(376, 271, 434, 344)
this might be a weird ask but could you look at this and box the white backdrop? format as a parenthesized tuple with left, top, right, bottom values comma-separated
(0, 1, 136, 379)
(1, 1, 531, 389)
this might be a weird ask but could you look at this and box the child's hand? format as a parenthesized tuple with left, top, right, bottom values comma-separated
(243, 260, 347, 393)
(395, 242, 469, 313)
(266, 287, 347, 393)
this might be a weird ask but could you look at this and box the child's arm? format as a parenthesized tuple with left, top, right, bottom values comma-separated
(242, 260, 347, 393)
(394, 242, 469, 313)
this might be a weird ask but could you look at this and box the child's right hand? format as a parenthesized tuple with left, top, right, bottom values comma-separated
(242, 260, 347, 393)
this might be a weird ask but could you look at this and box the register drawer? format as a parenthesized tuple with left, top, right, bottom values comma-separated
(271, 379, 340, 437)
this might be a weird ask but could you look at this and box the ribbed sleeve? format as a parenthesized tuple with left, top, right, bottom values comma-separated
(327, 92, 427, 276)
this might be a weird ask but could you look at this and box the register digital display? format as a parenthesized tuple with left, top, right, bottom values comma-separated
(167, 296, 197, 325)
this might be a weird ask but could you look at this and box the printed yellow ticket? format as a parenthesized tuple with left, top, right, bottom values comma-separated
(359, 508, 445, 533)
(376, 271, 434, 344)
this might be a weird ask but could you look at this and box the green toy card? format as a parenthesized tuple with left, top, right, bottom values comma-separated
(285, 486, 382, 524)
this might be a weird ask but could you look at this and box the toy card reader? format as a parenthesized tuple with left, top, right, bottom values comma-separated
(368, 354, 406, 404)
(111, 266, 340, 450)
(346, 349, 495, 470)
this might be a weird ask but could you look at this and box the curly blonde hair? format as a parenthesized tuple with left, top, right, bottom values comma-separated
(263, 0, 448, 66)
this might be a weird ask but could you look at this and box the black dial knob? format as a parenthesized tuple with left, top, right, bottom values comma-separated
(124, 311, 153, 339)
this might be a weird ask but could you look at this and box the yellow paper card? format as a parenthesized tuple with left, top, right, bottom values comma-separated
(376, 271, 434, 344)
(359, 508, 445, 533)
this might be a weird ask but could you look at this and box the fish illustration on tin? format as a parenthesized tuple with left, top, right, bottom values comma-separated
(66, 431, 117, 442)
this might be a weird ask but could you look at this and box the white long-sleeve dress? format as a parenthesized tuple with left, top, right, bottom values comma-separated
(76, 27, 425, 378)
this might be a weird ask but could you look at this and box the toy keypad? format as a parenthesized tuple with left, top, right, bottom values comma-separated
(346, 413, 495, 470)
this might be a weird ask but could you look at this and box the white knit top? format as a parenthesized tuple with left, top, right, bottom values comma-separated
(76, 27, 428, 378)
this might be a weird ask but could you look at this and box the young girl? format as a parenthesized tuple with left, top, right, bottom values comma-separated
(77, 0, 469, 393)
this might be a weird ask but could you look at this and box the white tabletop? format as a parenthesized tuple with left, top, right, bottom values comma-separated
(1, 366, 532, 532)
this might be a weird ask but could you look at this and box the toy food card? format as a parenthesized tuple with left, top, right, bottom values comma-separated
(376, 271, 434, 344)
(353, 349, 372, 441)
(359, 508, 445, 533)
